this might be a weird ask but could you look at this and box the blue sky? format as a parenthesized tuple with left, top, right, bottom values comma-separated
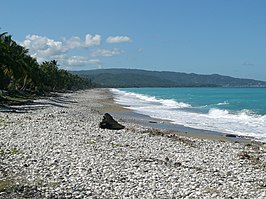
(1, 0, 266, 81)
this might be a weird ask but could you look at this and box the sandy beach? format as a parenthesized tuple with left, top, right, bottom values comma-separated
(0, 88, 266, 198)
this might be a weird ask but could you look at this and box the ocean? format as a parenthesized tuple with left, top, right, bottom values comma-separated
(111, 88, 266, 142)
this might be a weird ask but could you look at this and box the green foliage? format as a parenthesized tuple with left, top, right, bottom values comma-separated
(10, 148, 19, 155)
(0, 148, 20, 155)
(0, 179, 14, 192)
(0, 117, 11, 126)
(0, 31, 94, 96)
(85, 141, 96, 145)
(39, 60, 93, 91)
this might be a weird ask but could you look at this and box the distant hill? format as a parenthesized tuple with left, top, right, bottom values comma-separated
(71, 68, 266, 88)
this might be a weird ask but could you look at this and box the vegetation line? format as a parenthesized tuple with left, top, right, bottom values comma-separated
(0, 31, 94, 103)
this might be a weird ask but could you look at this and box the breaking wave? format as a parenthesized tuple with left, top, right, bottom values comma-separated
(111, 88, 266, 142)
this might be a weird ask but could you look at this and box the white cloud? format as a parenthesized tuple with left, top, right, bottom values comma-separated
(85, 34, 101, 47)
(21, 35, 67, 61)
(106, 36, 131, 43)
(20, 33, 103, 62)
(64, 34, 101, 48)
(91, 48, 122, 57)
(63, 56, 102, 67)
(20, 33, 129, 69)
(66, 56, 90, 66)
(88, 59, 102, 66)
(65, 36, 83, 49)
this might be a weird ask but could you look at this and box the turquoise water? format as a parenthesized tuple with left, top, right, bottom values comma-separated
(111, 88, 266, 142)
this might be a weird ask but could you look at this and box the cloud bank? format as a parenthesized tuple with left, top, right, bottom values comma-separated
(22, 35, 68, 61)
(20, 33, 130, 68)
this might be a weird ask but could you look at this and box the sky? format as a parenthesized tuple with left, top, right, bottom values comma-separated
(1, 0, 266, 81)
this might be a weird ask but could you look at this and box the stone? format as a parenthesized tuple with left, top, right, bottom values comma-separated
(238, 151, 251, 159)
(99, 113, 125, 130)
(1, 89, 265, 198)
(225, 134, 237, 138)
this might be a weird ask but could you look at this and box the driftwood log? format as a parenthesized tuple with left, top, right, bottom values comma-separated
(99, 113, 125, 130)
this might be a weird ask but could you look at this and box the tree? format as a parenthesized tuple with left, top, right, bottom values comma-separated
(1, 31, 94, 96)
(0, 32, 32, 91)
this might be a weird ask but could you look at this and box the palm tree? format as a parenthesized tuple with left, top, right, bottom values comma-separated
(0, 32, 36, 91)
(1, 31, 94, 96)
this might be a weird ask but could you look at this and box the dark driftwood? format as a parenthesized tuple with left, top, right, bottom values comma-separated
(99, 113, 125, 130)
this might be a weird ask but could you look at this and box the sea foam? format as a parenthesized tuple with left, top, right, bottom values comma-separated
(111, 88, 266, 142)
(111, 89, 191, 109)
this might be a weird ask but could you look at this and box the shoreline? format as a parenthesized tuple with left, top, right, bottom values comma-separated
(100, 88, 258, 144)
(0, 88, 265, 198)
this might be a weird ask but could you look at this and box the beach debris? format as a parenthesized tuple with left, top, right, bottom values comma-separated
(238, 151, 251, 159)
(225, 134, 238, 138)
(99, 113, 125, 130)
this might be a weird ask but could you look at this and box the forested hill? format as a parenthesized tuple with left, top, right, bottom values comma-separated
(72, 68, 266, 88)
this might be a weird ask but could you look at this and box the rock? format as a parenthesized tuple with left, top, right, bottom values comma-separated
(99, 113, 125, 130)
(174, 162, 182, 167)
(238, 151, 251, 159)
(225, 134, 237, 138)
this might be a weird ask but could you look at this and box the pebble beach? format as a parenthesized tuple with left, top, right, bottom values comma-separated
(0, 89, 266, 198)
